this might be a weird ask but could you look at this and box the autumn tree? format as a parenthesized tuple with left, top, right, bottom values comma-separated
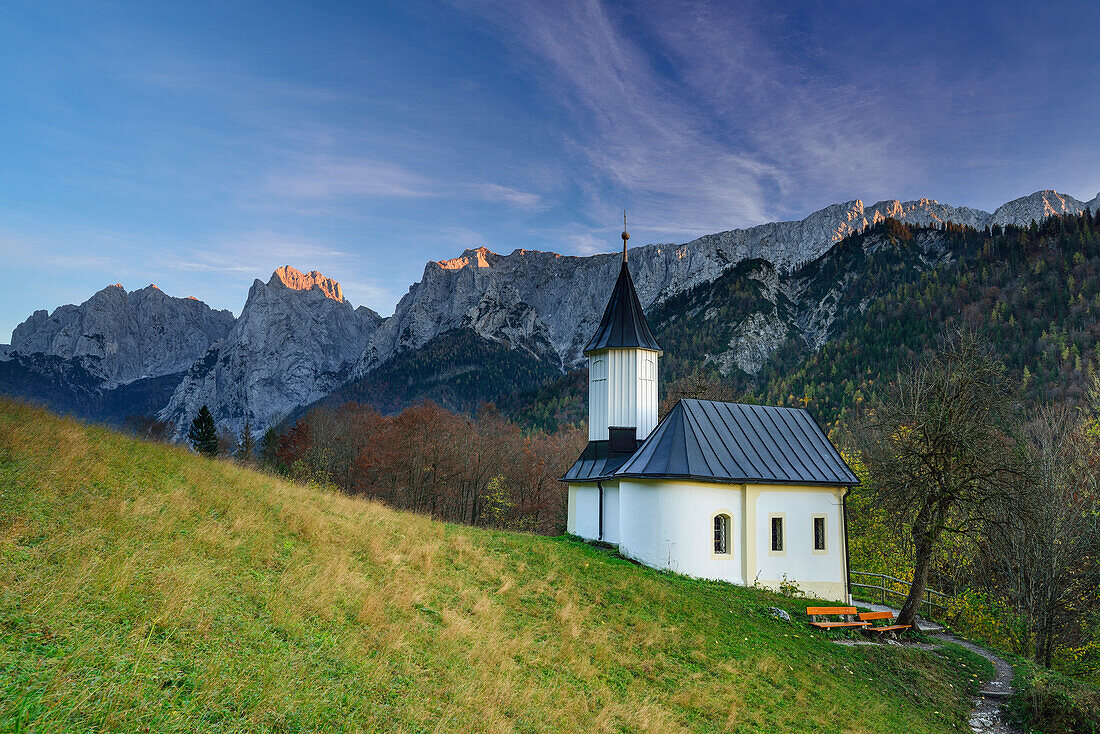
(217, 427, 238, 457)
(275, 400, 585, 534)
(981, 403, 1100, 665)
(858, 329, 1020, 628)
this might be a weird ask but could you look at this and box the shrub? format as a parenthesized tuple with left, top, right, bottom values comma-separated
(1008, 665, 1100, 734)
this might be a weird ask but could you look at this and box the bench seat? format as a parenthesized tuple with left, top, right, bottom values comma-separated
(806, 606, 869, 630)
(858, 611, 912, 637)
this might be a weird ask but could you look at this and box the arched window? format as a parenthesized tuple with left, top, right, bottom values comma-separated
(713, 513, 731, 556)
(642, 356, 656, 381)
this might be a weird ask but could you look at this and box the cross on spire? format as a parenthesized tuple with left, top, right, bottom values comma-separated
(621, 210, 629, 263)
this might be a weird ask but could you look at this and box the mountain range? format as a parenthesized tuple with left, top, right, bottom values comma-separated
(3, 189, 1098, 437)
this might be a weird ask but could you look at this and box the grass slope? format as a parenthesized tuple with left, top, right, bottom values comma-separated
(0, 399, 992, 733)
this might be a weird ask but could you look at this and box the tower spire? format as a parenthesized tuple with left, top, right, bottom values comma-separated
(621, 210, 629, 263)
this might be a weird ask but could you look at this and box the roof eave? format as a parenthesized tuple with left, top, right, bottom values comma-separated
(559, 474, 619, 483)
(612, 472, 860, 487)
(582, 345, 664, 357)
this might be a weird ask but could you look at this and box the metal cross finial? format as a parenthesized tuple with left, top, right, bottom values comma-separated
(621, 210, 629, 263)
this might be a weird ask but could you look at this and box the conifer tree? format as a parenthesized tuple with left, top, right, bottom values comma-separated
(259, 426, 281, 468)
(187, 405, 219, 456)
(237, 421, 257, 464)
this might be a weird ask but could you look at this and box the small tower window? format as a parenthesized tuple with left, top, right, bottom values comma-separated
(591, 357, 607, 382)
(713, 513, 731, 555)
(770, 515, 785, 553)
(642, 357, 656, 381)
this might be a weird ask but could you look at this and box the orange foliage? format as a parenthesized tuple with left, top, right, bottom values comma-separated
(274, 401, 586, 534)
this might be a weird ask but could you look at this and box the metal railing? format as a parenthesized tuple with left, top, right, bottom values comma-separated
(849, 570, 950, 619)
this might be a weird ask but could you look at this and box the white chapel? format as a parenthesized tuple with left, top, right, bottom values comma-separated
(564, 230, 858, 602)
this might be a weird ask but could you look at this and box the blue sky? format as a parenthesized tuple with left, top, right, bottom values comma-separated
(2, 0, 1098, 338)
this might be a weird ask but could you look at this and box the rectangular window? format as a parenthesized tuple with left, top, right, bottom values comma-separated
(771, 515, 784, 552)
(813, 515, 827, 552)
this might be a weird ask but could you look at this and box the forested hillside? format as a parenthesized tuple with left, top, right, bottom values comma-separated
(758, 212, 1100, 427)
(510, 210, 1100, 432)
(312, 328, 560, 417)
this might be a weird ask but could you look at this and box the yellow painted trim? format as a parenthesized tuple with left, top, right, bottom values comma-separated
(768, 512, 787, 556)
(710, 509, 734, 560)
(567, 485, 578, 534)
(743, 484, 757, 584)
(811, 513, 828, 555)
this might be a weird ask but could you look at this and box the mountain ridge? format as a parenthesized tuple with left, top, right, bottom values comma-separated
(5, 188, 1099, 436)
(6, 283, 234, 389)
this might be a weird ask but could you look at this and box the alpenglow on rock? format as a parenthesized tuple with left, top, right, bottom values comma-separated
(9, 284, 235, 388)
(357, 190, 1100, 373)
(160, 266, 382, 437)
(990, 190, 1100, 227)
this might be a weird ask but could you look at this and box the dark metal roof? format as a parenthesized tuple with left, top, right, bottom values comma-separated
(583, 262, 663, 355)
(613, 399, 859, 486)
(561, 439, 642, 482)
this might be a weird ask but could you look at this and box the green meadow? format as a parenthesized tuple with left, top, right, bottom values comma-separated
(0, 398, 991, 732)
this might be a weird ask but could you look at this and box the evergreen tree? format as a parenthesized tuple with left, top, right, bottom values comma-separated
(259, 426, 281, 468)
(187, 405, 219, 456)
(237, 421, 257, 464)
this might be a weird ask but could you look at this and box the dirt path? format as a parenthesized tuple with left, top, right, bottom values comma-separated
(928, 631, 1019, 734)
(837, 604, 1020, 733)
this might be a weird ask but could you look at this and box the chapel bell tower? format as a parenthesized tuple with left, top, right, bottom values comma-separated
(583, 215, 663, 444)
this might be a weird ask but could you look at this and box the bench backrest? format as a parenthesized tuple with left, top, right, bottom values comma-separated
(806, 606, 859, 616)
(858, 611, 895, 622)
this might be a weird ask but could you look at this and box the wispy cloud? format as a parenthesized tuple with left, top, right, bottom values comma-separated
(455, 0, 990, 232)
(469, 183, 543, 209)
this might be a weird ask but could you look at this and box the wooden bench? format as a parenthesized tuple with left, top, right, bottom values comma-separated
(858, 611, 912, 638)
(806, 606, 869, 629)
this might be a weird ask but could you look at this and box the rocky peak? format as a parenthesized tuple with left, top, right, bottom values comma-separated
(436, 247, 497, 271)
(160, 264, 384, 437)
(270, 265, 345, 302)
(991, 190, 1093, 227)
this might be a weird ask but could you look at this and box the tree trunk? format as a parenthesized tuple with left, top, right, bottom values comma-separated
(898, 527, 936, 629)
